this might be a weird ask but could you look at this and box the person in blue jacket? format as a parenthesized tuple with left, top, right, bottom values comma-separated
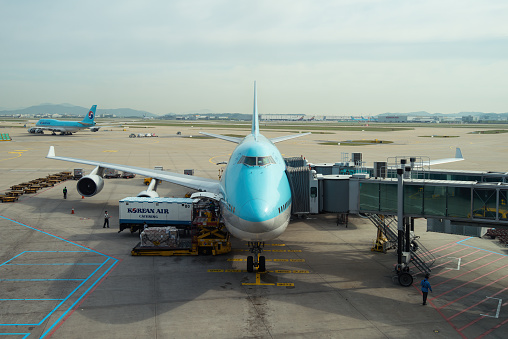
(420, 274, 433, 305)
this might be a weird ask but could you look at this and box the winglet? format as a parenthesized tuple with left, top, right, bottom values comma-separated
(47, 146, 55, 158)
(252, 81, 259, 140)
(455, 147, 463, 159)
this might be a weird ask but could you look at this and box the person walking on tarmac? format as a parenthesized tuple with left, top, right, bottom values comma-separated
(63, 187, 67, 199)
(420, 274, 433, 305)
(103, 211, 110, 228)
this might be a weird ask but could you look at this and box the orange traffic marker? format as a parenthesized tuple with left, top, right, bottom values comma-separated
(82, 195, 84, 199)
(71, 208, 75, 214)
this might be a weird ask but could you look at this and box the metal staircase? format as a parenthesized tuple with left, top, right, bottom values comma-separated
(366, 213, 435, 277)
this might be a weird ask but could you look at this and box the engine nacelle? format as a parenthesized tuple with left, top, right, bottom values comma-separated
(137, 190, 160, 198)
(77, 174, 104, 197)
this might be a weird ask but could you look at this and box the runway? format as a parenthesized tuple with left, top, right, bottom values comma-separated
(0, 123, 506, 338)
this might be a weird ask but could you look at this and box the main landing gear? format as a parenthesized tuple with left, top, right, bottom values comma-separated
(247, 241, 265, 273)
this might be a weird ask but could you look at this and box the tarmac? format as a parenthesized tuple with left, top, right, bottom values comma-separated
(0, 123, 507, 338)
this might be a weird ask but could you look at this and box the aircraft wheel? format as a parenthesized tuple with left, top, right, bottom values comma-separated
(258, 256, 266, 272)
(398, 272, 413, 287)
(247, 256, 254, 273)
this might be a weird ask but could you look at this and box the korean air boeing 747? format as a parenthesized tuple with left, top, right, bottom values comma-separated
(29, 105, 99, 135)
(46, 83, 310, 272)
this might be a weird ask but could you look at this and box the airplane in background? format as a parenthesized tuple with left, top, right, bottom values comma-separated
(46, 83, 311, 272)
(28, 105, 99, 135)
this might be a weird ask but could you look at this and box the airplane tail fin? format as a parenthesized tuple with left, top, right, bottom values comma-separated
(81, 105, 97, 124)
(252, 82, 259, 140)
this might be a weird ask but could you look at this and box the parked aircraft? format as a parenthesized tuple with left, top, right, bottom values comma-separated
(28, 105, 99, 135)
(46, 83, 311, 272)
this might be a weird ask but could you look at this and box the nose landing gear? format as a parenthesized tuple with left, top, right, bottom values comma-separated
(247, 241, 266, 273)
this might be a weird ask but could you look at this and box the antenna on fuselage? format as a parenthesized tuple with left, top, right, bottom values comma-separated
(252, 81, 259, 141)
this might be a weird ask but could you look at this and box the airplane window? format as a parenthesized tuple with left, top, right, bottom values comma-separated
(244, 156, 257, 166)
(257, 156, 275, 166)
(239, 155, 275, 167)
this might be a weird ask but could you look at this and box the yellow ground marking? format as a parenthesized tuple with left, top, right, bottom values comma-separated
(240, 243, 285, 247)
(290, 259, 305, 262)
(227, 258, 245, 262)
(13, 150, 28, 152)
(208, 153, 231, 164)
(242, 272, 275, 286)
(207, 269, 224, 272)
(1, 150, 26, 162)
(225, 269, 244, 273)
(277, 283, 294, 287)
(275, 270, 292, 274)
(293, 270, 309, 274)
(287, 250, 301, 252)
(103, 150, 118, 152)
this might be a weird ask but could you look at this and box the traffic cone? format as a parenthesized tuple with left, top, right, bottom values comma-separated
(71, 208, 75, 214)
(82, 195, 84, 199)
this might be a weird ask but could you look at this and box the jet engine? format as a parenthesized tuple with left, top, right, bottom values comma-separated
(136, 190, 160, 198)
(77, 175, 104, 197)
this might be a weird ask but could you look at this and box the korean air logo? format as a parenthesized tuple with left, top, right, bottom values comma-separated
(88, 111, 94, 119)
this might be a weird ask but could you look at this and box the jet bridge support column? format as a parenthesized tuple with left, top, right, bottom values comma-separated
(397, 168, 404, 267)
(396, 164, 414, 287)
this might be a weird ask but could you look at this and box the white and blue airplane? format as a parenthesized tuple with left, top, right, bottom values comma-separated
(29, 105, 99, 135)
(46, 83, 310, 272)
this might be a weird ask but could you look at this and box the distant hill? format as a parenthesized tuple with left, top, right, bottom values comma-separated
(0, 104, 157, 118)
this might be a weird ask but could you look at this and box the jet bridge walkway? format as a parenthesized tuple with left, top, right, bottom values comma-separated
(354, 178, 508, 227)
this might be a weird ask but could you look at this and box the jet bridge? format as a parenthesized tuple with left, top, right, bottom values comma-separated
(296, 152, 508, 286)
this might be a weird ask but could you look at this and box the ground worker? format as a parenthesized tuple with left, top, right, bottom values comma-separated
(63, 186, 67, 199)
(103, 211, 110, 228)
(420, 273, 433, 305)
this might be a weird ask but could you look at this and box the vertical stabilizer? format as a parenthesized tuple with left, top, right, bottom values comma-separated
(81, 105, 97, 124)
(252, 82, 259, 140)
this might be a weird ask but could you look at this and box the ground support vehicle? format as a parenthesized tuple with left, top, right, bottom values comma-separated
(121, 172, 136, 178)
(130, 198, 230, 256)
(119, 197, 195, 234)
(104, 169, 121, 178)
(73, 168, 84, 180)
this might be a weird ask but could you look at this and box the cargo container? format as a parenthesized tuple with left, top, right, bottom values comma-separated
(119, 197, 197, 233)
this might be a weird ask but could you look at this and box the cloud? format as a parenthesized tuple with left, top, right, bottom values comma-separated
(1, 0, 508, 114)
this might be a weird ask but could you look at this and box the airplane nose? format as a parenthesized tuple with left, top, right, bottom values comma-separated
(240, 199, 274, 226)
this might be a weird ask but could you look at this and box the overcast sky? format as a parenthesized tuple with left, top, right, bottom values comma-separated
(1, 0, 507, 115)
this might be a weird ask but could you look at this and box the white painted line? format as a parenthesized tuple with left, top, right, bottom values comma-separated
(480, 297, 502, 319)
(445, 257, 461, 270)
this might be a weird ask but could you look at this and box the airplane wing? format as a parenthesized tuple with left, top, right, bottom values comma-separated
(199, 132, 243, 143)
(270, 132, 311, 144)
(390, 148, 464, 169)
(46, 146, 221, 194)
(428, 147, 464, 166)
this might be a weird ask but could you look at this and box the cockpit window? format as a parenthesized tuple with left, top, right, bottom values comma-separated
(238, 155, 275, 167)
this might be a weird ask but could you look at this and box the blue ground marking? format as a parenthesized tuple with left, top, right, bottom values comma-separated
(0, 215, 119, 338)
(457, 237, 508, 256)
(0, 334, 30, 339)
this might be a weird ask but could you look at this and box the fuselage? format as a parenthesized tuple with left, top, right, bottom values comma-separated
(219, 133, 291, 241)
(36, 119, 95, 133)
